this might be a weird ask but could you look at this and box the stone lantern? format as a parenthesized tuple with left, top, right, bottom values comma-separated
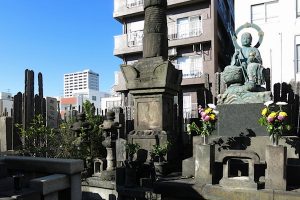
(98, 110, 121, 181)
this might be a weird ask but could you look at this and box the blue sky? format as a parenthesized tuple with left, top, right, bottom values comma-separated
(0, 0, 121, 97)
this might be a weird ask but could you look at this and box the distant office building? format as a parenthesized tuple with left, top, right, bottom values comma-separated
(113, 0, 235, 117)
(0, 92, 13, 117)
(64, 69, 99, 98)
(61, 69, 101, 117)
(235, 0, 300, 86)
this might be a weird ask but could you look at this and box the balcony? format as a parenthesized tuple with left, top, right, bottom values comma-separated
(113, 18, 211, 57)
(128, 30, 143, 47)
(114, 34, 143, 56)
(113, 0, 207, 20)
(127, 0, 144, 8)
(168, 20, 202, 40)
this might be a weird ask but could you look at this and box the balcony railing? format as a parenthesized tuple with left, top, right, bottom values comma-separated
(168, 20, 202, 40)
(174, 59, 203, 79)
(126, 0, 144, 8)
(127, 30, 143, 47)
(183, 103, 198, 119)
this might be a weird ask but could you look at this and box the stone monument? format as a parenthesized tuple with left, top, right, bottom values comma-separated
(121, 0, 182, 161)
(216, 23, 271, 136)
(218, 23, 271, 105)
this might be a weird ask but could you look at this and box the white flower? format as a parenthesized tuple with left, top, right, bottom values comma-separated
(276, 102, 288, 106)
(264, 101, 274, 107)
(186, 124, 191, 134)
(207, 103, 216, 109)
(213, 110, 219, 115)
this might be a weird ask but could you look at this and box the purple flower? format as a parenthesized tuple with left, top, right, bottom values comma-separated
(277, 115, 284, 121)
(201, 112, 207, 118)
(204, 115, 210, 122)
(267, 117, 274, 123)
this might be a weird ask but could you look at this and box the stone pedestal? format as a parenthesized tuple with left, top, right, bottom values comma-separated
(195, 144, 215, 184)
(122, 57, 182, 161)
(265, 145, 287, 190)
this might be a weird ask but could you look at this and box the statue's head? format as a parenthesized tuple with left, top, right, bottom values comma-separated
(241, 32, 252, 47)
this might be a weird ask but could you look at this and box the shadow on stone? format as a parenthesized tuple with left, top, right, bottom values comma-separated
(82, 191, 104, 200)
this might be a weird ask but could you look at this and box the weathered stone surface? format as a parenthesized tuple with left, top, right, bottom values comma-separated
(265, 145, 287, 190)
(217, 91, 272, 104)
(143, 0, 168, 59)
(195, 144, 214, 185)
(218, 150, 259, 189)
(182, 157, 195, 178)
(121, 57, 181, 94)
(217, 103, 268, 136)
(116, 138, 127, 163)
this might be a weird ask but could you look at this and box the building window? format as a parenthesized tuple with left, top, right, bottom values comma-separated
(251, 1, 279, 24)
(175, 55, 203, 78)
(169, 16, 202, 40)
(92, 96, 97, 101)
(297, 0, 300, 17)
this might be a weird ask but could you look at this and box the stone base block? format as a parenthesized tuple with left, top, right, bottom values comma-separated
(195, 144, 215, 184)
(219, 176, 257, 189)
(182, 157, 195, 178)
(265, 145, 287, 190)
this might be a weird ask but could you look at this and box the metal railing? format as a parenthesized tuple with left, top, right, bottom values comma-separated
(168, 20, 202, 40)
(126, 0, 144, 8)
(127, 30, 143, 47)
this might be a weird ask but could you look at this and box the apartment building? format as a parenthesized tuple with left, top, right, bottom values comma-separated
(113, 0, 234, 118)
(235, 0, 300, 87)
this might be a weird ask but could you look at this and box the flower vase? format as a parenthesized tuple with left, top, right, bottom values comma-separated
(202, 135, 208, 145)
(271, 133, 279, 146)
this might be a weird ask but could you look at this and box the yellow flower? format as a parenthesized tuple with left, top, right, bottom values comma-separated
(210, 114, 216, 120)
(205, 108, 212, 114)
(268, 112, 277, 118)
(261, 108, 268, 116)
(278, 112, 287, 117)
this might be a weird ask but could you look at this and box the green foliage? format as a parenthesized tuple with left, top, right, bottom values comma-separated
(16, 100, 105, 175)
(16, 115, 59, 157)
(150, 142, 171, 162)
(126, 143, 140, 157)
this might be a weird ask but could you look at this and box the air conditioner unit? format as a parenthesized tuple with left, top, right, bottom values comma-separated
(168, 47, 177, 56)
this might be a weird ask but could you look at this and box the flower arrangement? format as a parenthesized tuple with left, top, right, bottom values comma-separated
(187, 104, 218, 144)
(258, 101, 291, 146)
(150, 142, 170, 163)
(126, 143, 140, 161)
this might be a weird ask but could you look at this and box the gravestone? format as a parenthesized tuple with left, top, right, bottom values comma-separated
(46, 97, 58, 128)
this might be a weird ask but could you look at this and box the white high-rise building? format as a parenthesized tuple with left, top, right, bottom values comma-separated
(61, 69, 101, 116)
(64, 69, 99, 97)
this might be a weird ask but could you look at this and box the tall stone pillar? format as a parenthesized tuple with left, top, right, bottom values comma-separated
(121, 0, 182, 161)
(24, 69, 34, 129)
